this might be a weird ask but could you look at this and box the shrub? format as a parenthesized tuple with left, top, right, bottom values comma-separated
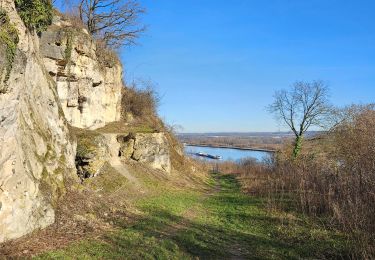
(59, 10, 86, 30)
(15, 0, 53, 34)
(95, 39, 119, 68)
(121, 80, 160, 119)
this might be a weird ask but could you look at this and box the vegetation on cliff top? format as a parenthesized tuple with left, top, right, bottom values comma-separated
(0, 9, 19, 87)
(76, 0, 146, 49)
(15, 0, 53, 34)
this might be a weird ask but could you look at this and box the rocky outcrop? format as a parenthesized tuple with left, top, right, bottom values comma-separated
(76, 132, 171, 178)
(119, 133, 171, 173)
(0, 1, 77, 243)
(75, 133, 110, 179)
(39, 16, 122, 129)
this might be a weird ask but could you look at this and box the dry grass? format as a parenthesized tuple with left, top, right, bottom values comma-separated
(121, 81, 160, 121)
(0, 175, 133, 258)
(95, 121, 157, 134)
(95, 39, 120, 68)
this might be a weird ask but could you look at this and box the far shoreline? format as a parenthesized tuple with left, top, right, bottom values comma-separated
(183, 143, 276, 153)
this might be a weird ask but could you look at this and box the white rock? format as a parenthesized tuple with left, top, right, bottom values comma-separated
(0, 1, 77, 243)
(39, 20, 123, 130)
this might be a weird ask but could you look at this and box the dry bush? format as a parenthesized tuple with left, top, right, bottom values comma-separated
(329, 108, 375, 258)
(121, 80, 160, 121)
(59, 11, 86, 29)
(235, 158, 273, 195)
(95, 39, 119, 68)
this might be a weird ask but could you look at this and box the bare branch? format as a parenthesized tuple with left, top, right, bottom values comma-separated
(77, 0, 145, 49)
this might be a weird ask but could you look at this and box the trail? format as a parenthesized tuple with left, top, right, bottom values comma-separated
(153, 173, 248, 259)
(159, 177, 219, 238)
(27, 173, 346, 259)
(108, 157, 141, 187)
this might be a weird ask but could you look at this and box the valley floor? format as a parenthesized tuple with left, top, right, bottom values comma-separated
(31, 173, 348, 259)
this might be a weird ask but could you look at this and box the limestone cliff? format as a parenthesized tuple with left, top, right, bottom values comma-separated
(40, 16, 122, 129)
(0, 1, 77, 243)
(0, 2, 176, 244)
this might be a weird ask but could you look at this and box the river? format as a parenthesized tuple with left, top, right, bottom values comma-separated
(184, 145, 272, 162)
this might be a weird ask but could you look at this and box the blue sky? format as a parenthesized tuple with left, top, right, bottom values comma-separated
(58, 0, 375, 132)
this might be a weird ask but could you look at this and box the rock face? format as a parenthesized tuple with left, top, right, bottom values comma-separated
(119, 133, 171, 173)
(0, 1, 77, 243)
(75, 133, 110, 179)
(76, 132, 171, 178)
(39, 16, 122, 129)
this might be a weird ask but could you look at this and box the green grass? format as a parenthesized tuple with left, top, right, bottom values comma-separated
(35, 173, 348, 259)
(95, 121, 156, 134)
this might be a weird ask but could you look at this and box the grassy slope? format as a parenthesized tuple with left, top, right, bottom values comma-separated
(35, 173, 347, 259)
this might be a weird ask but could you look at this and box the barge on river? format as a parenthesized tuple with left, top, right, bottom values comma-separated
(195, 152, 222, 160)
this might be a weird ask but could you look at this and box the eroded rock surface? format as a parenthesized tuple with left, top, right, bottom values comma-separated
(75, 133, 110, 179)
(119, 133, 171, 173)
(40, 16, 122, 129)
(0, 1, 77, 243)
(76, 132, 171, 178)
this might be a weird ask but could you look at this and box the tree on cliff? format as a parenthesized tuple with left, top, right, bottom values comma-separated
(268, 81, 331, 158)
(77, 0, 146, 48)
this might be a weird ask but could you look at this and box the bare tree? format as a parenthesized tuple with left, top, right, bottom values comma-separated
(78, 0, 145, 48)
(268, 81, 331, 158)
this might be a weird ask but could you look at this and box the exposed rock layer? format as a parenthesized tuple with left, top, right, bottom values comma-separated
(40, 16, 122, 129)
(120, 133, 171, 173)
(76, 132, 171, 179)
(0, 1, 77, 243)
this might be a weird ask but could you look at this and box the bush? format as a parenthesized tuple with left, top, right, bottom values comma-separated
(15, 0, 53, 33)
(95, 39, 119, 68)
(121, 80, 160, 119)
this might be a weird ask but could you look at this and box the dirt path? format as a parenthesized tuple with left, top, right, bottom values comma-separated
(156, 175, 220, 238)
(163, 174, 248, 259)
(109, 157, 141, 187)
